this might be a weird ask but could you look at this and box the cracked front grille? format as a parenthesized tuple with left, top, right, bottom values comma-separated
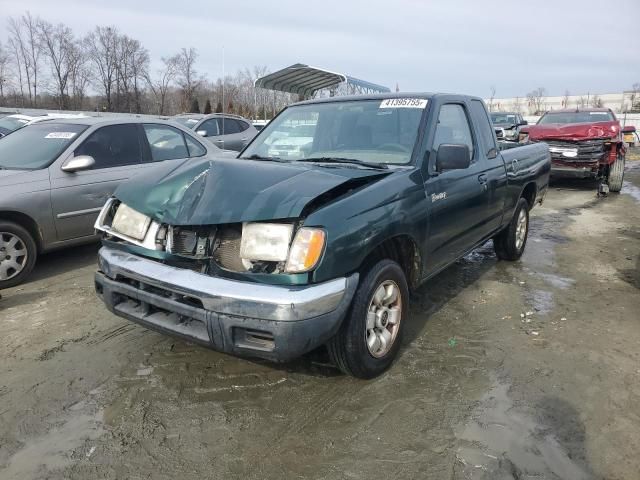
(543, 139, 606, 163)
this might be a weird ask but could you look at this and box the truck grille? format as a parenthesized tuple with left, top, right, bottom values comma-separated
(543, 139, 606, 163)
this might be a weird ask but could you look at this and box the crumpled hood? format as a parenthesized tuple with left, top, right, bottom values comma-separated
(114, 156, 388, 225)
(526, 121, 620, 142)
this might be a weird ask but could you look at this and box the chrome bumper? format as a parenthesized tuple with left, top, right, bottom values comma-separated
(95, 247, 358, 361)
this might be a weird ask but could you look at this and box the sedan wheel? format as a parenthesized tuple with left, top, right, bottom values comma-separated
(0, 232, 28, 281)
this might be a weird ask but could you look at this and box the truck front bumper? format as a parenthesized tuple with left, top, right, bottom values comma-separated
(95, 247, 358, 362)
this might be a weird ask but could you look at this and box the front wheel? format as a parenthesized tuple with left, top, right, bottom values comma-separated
(493, 198, 529, 261)
(0, 221, 38, 289)
(328, 259, 408, 379)
(608, 153, 625, 193)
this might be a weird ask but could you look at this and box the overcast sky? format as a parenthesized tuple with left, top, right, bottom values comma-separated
(2, 0, 639, 98)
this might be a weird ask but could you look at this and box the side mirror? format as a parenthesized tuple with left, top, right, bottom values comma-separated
(61, 155, 95, 173)
(196, 130, 207, 137)
(436, 144, 471, 172)
(519, 120, 528, 126)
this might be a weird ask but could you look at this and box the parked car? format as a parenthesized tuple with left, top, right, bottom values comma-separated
(520, 108, 626, 193)
(267, 123, 315, 158)
(0, 113, 89, 138)
(0, 117, 226, 289)
(490, 111, 527, 142)
(173, 113, 258, 151)
(94, 93, 550, 378)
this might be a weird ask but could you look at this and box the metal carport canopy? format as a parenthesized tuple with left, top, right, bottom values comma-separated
(254, 63, 390, 97)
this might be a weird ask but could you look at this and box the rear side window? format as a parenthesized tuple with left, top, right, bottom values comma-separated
(185, 134, 207, 157)
(237, 120, 250, 132)
(198, 119, 219, 136)
(470, 100, 497, 154)
(75, 124, 141, 169)
(143, 124, 189, 162)
(432, 104, 474, 157)
(218, 118, 241, 135)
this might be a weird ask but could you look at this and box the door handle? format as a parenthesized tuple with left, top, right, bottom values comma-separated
(241, 137, 248, 141)
(478, 174, 488, 184)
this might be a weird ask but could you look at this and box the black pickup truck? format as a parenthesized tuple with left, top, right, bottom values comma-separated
(94, 93, 550, 378)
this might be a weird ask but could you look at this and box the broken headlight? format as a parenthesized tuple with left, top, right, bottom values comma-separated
(239, 223, 326, 273)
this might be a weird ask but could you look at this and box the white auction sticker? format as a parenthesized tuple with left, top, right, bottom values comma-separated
(45, 132, 77, 139)
(380, 98, 428, 109)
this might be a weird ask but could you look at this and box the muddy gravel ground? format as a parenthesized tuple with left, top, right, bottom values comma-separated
(2, 159, 640, 480)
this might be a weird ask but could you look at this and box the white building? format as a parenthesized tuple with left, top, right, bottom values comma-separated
(484, 91, 639, 116)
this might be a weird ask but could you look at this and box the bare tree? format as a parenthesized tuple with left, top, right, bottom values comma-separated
(84, 26, 119, 111)
(0, 41, 10, 100)
(68, 42, 90, 110)
(37, 19, 75, 109)
(526, 87, 546, 115)
(628, 82, 640, 111)
(488, 85, 496, 112)
(590, 94, 603, 108)
(175, 47, 201, 112)
(146, 54, 178, 115)
(576, 96, 587, 108)
(7, 13, 43, 106)
(511, 96, 522, 114)
(562, 90, 570, 108)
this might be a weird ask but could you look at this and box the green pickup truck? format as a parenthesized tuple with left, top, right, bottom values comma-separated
(94, 93, 550, 378)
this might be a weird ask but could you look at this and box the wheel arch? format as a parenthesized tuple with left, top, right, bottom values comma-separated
(358, 234, 422, 290)
(520, 182, 537, 210)
(0, 210, 43, 252)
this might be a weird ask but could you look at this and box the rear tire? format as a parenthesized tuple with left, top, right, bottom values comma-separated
(327, 259, 408, 379)
(608, 153, 625, 193)
(0, 221, 37, 289)
(493, 198, 529, 261)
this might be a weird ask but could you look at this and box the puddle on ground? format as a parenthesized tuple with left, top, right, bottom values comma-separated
(2, 409, 104, 480)
(525, 289, 555, 315)
(454, 380, 592, 480)
(621, 181, 640, 203)
(534, 272, 575, 290)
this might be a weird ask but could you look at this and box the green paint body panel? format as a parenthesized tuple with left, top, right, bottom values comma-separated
(109, 93, 551, 287)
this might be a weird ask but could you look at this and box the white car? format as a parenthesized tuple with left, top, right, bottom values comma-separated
(0, 113, 89, 138)
(267, 124, 315, 158)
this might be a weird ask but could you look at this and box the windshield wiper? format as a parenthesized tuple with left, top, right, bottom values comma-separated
(242, 154, 288, 162)
(298, 157, 388, 170)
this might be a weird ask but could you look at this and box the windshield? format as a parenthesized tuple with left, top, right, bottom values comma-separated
(241, 99, 427, 165)
(0, 123, 87, 170)
(538, 111, 615, 124)
(0, 116, 30, 133)
(490, 113, 518, 124)
(173, 117, 201, 129)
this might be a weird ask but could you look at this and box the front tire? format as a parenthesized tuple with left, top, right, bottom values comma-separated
(328, 259, 408, 379)
(493, 198, 529, 261)
(0, 221, 37, 289)
(608, 153, 625, 193)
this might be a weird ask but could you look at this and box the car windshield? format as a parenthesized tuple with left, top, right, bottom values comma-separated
(242, 99, 426, 165)
(490, 113, 518, 124)
(0, 123, 88, 170)
(173, 117, 201, 129)
(0, 116, 30, 133)
(538, 111, 614, 124)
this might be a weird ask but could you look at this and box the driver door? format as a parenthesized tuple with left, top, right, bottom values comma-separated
(49, 123, 147, 241)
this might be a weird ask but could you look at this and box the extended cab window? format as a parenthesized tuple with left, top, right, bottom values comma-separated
(433, 104, 474, 158)
(143, 124, 189, 162)
(470, 100, 498, 155)
(75, 124, 141, 169)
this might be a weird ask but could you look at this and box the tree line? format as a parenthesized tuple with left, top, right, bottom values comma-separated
(0, 12, 295, 118)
